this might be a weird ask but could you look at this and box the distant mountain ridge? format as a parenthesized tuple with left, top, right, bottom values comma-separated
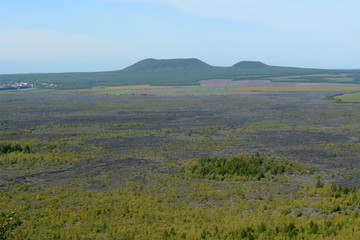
(0, 58, 360, 89)
(122, 58, 212, 72)
(123, 58, 270, 73)
(232, 61, 269, 69)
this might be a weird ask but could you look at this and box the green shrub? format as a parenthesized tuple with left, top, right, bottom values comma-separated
(185, 154, 292, 181)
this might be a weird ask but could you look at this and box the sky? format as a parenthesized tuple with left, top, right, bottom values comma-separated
(0, 0, 359, 74)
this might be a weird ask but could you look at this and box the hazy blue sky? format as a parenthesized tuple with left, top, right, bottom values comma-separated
(1, 0, 359, 73)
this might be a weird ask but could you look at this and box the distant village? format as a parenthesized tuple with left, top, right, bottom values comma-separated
(0, 82, 58, 90)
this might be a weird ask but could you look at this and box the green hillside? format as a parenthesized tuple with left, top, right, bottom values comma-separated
(121, 58, 212, 72)
(1, 58, 360, 89)
(232, 61, 269, 69)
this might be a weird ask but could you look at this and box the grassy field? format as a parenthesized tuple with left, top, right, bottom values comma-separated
(65, 84, 360, 96)
(106, 85, 173, 90)
(232, 86, 360, 92)
(175, 87, 232, 94)
(268, 73, 356, 83)
(2, 90, 360, 239)
(333, 92, 360, 103)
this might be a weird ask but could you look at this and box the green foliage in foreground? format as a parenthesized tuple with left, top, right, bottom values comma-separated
(0, 143, 31, 155)
(0, 138, 99, 169)
(184, 154, 302, 181)
(2, 175, 360, 239)
(0, 212, 22, 240)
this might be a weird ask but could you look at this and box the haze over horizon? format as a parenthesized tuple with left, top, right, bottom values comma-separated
(1, 0, 359, 74)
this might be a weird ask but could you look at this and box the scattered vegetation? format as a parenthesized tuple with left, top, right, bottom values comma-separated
(1, 90, 360, 239)
(2, 175, 360, 239)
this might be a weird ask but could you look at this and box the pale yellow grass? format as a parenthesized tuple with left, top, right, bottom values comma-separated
(106, 85, 172, 90)
(269, 74, 354, 82)
(333, 92, 360, 103)
(232, 86, 360, 92)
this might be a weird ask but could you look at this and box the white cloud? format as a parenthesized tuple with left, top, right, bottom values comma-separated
(102, 0, 359, 32)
